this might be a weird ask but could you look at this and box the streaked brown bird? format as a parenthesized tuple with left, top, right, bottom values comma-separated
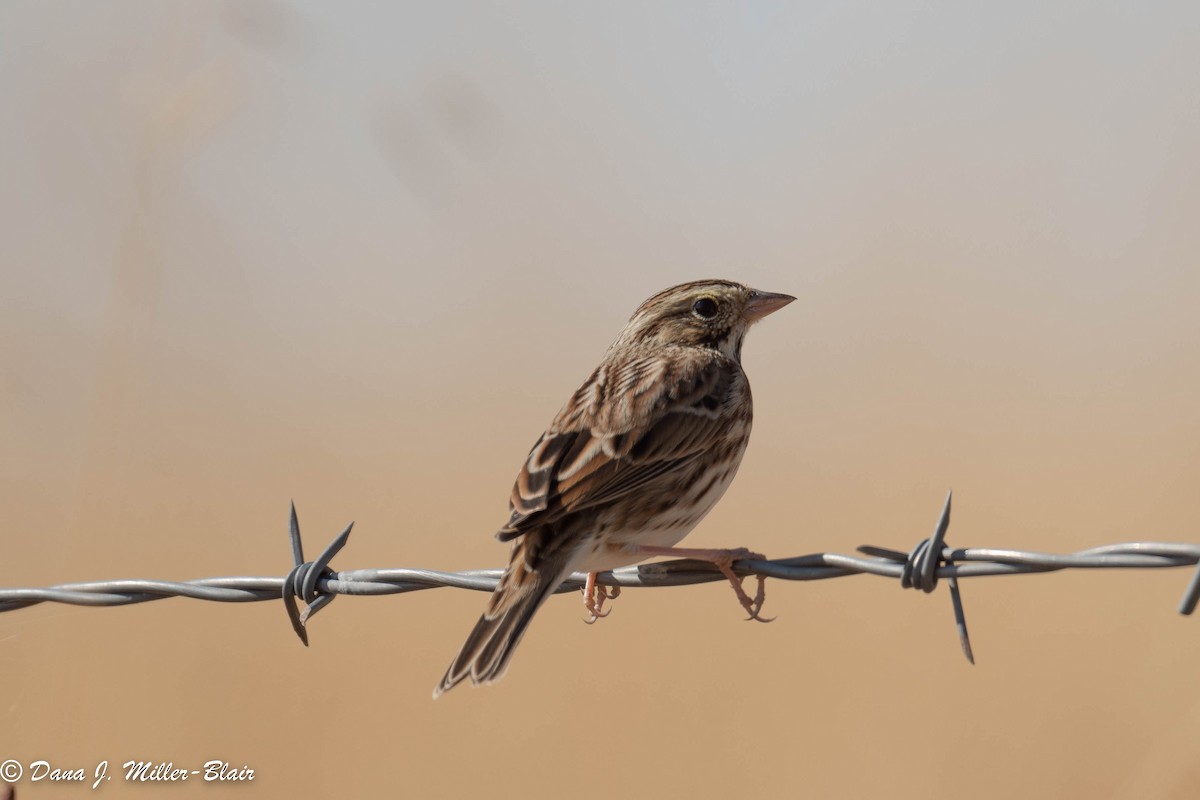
(434, 279, 794, 697)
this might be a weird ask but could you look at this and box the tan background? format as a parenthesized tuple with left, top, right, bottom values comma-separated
(3, 2, 1199, 798)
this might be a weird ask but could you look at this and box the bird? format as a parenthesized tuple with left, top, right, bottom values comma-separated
(434, 279, 794, 697)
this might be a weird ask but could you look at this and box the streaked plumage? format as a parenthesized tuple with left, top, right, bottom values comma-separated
(434, 279, 793, 697)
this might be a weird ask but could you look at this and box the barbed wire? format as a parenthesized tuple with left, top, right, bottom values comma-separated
(2, 492, 1198, 662)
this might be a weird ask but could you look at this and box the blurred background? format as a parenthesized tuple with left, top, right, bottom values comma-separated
(2, 1, 1199, 797)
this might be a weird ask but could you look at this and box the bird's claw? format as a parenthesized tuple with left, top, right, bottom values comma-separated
(582, 578, 620, 624)
(742, 574, 774, 623)
(714, 549, 774, 623)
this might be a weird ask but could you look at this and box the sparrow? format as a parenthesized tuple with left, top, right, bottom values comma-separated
(434, 279, 794, 697)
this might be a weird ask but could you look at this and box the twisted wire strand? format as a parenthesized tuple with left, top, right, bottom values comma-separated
(2, 495, 1198, 662)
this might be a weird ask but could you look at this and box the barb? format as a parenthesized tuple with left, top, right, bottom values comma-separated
(282, 501, 352, 646)
(1, 498, 1197, 661)
(859, 490, 974, 662)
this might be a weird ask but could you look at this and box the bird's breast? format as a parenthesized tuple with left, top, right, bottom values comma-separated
(573, 421, 751, 573)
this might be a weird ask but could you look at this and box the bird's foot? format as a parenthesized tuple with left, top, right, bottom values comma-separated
(582, 571, 621, 624)
(635, 545, 774, 623)
(709, 548, 773, 623)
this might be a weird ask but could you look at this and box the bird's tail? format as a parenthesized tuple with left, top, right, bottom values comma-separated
(434, 533, 575, 698)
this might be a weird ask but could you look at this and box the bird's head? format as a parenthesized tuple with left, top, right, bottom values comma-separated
(612, 279, 794, 361)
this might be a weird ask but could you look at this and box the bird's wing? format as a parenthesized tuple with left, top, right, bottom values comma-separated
(497, 350, 738, 540)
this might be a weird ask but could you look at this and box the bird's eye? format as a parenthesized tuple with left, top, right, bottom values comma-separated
(692, 297, 719, 319)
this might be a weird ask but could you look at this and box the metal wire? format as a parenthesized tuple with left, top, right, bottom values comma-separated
(2, 492, 1198, 662)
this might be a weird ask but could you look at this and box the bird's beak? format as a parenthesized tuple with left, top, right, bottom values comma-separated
(744, 289, 796, 323)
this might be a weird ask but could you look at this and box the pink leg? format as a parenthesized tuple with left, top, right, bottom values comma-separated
(634, 545, 773, 622)
(581, 571, 621, 624)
